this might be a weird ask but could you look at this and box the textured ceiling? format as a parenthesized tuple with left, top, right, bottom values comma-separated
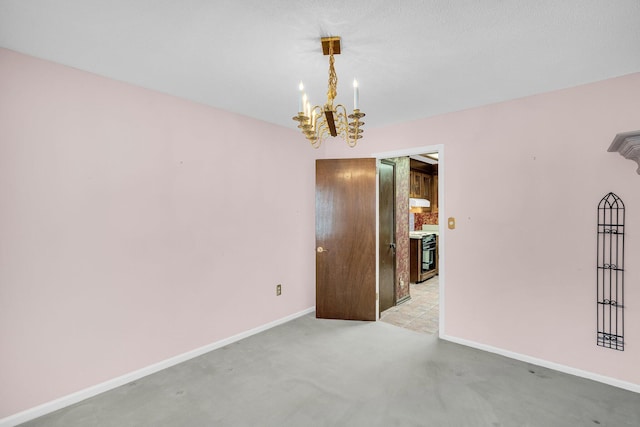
(1, 1, 640, 130)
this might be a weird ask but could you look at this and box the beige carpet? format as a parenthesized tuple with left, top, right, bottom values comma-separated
(20, 314, 640, 427)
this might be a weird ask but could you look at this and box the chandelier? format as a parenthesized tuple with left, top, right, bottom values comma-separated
(293, 36, 365, 148)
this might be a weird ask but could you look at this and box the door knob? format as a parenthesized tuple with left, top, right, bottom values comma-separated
(317, 247, 328, 253)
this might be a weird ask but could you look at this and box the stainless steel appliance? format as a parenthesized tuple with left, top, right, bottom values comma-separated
(422, 234, 437, 274)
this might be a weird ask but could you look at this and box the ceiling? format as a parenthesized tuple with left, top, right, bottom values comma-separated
(1, 1, 639, 130)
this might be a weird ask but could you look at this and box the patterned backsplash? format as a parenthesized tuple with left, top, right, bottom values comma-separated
(414, 212, 438, 230)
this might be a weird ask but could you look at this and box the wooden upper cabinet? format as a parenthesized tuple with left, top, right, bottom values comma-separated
(420, 173, 431, 200)
(409, 169, 438, 213)
(410, 171, 421, 198)
(409, 170, 431, 200)
(430, 174, 438, 212)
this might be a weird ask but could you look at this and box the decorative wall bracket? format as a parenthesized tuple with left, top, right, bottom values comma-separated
(608, 130, 640, 175)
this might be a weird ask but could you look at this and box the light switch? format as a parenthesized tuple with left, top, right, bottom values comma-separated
(448, 217, 456, 230)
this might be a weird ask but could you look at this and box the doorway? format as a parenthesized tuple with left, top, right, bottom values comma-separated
(313, 147, 444, 330)
(374, 146, 444, 335)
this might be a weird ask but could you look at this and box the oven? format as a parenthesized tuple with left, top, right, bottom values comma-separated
(421, 233, 437, 274)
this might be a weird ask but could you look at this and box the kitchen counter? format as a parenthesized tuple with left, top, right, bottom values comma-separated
(409, 231, 438, 239)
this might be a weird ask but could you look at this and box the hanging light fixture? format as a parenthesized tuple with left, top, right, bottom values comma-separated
(293, 36, 365, 148)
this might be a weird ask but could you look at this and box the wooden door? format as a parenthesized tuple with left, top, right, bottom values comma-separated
(316, 158, 377, 321)
(379, 160, 396, 313)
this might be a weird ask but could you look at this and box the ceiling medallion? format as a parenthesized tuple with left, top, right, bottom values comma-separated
(293, 36, 365, 148)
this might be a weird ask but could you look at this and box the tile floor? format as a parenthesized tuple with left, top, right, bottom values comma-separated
(380, 276, 439, 334)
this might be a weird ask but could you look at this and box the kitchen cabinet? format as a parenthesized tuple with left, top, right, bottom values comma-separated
(409, 171, 420, 198)
(430, 175, 438, 212)
(410, 170, 433, 213)
(409, 171, 431, 200)
(420, 173, 431, 200)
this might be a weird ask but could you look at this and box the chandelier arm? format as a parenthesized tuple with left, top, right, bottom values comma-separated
(310, 105, 322, 132)
(335, 104, 348, 133)
(335, 104, 354, 145)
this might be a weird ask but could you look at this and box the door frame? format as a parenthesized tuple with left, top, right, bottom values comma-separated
(373, 145, 444, 333)
(378, 159, 397, 314)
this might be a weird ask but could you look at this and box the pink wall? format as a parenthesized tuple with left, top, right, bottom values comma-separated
(0, 49, 319, 418)
(327, 73, 640, 387)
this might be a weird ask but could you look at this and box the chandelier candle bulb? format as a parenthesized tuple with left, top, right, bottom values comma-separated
(302, 93, 308, 115)
(298, 82, 304, 113)
(353, 79, 359, 110)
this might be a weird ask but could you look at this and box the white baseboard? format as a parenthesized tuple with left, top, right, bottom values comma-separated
(0, 307, 316, 427)
(439, 333, 640, 394)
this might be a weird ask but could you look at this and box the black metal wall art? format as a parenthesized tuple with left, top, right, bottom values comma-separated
(596, 192, 625, 351)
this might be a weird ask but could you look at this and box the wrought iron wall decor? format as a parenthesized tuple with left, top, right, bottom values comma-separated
(596, 192, 625, 351)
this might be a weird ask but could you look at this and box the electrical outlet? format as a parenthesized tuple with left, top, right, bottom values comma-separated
(276, 284, 282, 296)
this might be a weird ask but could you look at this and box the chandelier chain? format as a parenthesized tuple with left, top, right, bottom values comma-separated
(327, 46, 337, 104)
